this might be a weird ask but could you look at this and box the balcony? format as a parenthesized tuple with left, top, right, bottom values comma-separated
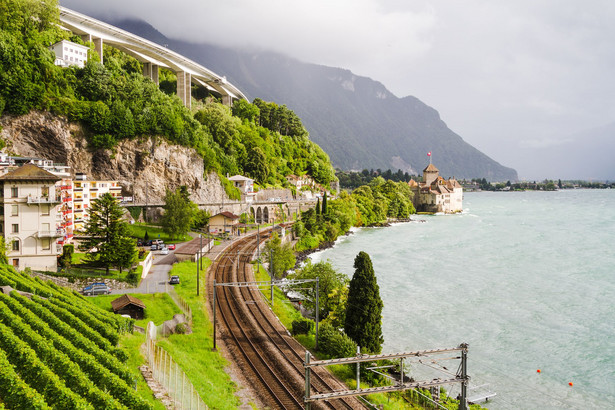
(27, 195, 61, 204)
(36, 230, 63, 238)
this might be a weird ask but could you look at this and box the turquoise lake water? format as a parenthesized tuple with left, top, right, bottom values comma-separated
(309, 190, 615, 409)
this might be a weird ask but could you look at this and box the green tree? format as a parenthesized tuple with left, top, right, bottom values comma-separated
(161, 187, 196, 240)
(57, 244, 74, 270)
(263, 232, 296, 279)
(322, 191, 328, 214)
(288, 260, 348, 319)
(79, 193, 135, 275)
(344, 251, 384, 354)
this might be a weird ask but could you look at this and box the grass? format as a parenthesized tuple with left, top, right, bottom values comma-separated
(128, 223, 191, 243)
(119, 332, 167, 410)
(86, 293, 181, 327)
(155, 260, 245, 409)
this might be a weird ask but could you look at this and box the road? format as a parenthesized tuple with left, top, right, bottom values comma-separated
(111, 250, 177, 295)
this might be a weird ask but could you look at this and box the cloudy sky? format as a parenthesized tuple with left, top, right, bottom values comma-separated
(61, 0, 615, 180)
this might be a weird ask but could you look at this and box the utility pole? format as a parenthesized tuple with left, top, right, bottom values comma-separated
(196, 235, 200, 296)
(199, 233, 203, 270)
(212, 279, 217, 351)
(459, 343, 469, 410)
(315, 277, 319, 350)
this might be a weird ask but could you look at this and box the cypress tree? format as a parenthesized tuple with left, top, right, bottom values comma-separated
(315, 198, 321, 215)
(344, 251, 384, 354)
(322, 192, 328, 214)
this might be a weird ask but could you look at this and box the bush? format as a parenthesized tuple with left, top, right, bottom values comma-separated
(175, 323, 187, 334)
(291, 318, 314, 336)
(317, 323, 356, 359)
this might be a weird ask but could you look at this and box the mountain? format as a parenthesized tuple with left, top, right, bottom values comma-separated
(112, 18, 518, 182)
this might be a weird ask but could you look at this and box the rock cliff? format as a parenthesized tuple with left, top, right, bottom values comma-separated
(0, 111, 229, 204)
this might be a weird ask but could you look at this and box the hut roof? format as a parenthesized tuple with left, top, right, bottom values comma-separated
(111, 294, 146, 312)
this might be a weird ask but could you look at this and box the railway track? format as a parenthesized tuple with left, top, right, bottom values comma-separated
(210, 229, 365, 409)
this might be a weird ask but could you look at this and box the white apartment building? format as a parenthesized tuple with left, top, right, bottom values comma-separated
(73, 174, 122, 231)
(49, 39, 89, 68)
(0, 164, 62, 271)
(228, 175, 256, 202)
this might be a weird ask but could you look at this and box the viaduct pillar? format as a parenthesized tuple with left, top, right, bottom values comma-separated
(142, 63, 159, 84)
(93, 38, 103, 64)
(177, 71, 192, 108)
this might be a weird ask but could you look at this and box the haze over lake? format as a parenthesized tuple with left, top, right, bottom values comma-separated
(310, 190, 615, 409)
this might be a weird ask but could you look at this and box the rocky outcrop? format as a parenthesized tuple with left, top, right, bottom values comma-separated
(0, 111, 229, 204)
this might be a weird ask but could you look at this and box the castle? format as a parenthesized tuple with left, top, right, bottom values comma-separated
(408, 163, 463, 213)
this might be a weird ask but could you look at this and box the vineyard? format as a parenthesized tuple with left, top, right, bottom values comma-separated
(0, 264, 151, 409)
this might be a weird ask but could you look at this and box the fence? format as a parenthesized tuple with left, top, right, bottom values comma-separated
(145, 322, 207, 409)
(167, 285, 192, 325)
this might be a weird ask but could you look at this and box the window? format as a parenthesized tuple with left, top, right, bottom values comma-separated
(42, 186, 49, 197)
(42, 237, 51, 250)
(91, 192, 97, 198)
(42, 223, 50, 232)
(12, 240, 19, 251)
(42, 204, 50, 216)
(11, 205, 18, 216)
(11, 187, 18, 198)
(12, 259, 18, 268)
(11, 224, 18, 234)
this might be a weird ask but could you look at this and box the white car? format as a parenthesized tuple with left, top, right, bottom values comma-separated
(160, 247, 169, 255)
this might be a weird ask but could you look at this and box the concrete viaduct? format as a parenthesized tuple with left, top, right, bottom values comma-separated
(58, 7, 246, 108)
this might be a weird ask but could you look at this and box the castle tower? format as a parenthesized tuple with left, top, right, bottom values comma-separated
(423, 163, 439, 186)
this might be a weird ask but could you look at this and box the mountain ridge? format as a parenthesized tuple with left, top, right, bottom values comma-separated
(111, 18, 518, 181)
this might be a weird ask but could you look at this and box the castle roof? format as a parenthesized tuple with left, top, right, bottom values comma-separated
(408, 179, 418, 187)
(446, 178, 462, 189)
(423, 163, 439, 173)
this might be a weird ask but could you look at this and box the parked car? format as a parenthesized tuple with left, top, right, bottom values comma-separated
(160, 247, 169, 255)
(151, 244, 158, 251)
(82, 284, 111, 296)
(167, 244, 176, 250)
(169, 275, 180, 285)
(82, 282, 105, 292)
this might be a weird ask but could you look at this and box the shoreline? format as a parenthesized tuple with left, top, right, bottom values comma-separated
(293, 217, 424, 268)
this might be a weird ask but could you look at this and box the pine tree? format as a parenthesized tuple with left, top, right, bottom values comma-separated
(344, 251, 384, 354)
(80, 193, 135, 275)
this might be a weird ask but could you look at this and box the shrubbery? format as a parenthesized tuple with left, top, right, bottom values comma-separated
(317, 323, 357, 359)
(291, 318, 314, 336)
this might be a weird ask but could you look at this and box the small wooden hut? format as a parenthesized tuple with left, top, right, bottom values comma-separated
(111, 294, 146, 320)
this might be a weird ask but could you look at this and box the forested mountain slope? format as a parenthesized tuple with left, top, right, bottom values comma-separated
(0, 0, 335, 197)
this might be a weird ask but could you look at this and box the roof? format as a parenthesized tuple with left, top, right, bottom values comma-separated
(408, 179, 418, 187)
(175, 236, 211, 255)
(446, 178, 462, 189)
(0, 164, 61, 182)
(423, 163, 439, 173)
(111, 294, 146, 311)
(213, 211, 239, 220)
(228, 175, 253, 182)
